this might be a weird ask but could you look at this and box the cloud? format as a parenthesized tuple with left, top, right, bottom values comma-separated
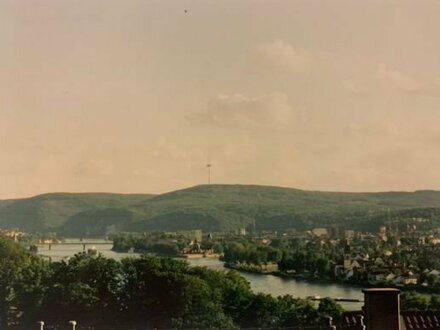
(255, 40, 309, 73)
(345, 120, 400, 138)
(73, 158, 115, 178)
(376, 64, 421, 93)
(187, 92, 298, 129)
(341, 80, 366, 96)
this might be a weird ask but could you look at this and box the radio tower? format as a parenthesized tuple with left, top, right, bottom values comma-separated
(206, 163, 212, 184)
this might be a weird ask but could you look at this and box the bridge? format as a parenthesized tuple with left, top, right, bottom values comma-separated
(40, 241, 113, 251)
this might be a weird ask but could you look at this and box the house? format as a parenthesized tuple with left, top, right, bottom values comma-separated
(312, 228, 328, 237)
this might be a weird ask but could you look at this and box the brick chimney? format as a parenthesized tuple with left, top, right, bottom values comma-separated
(363, 288, 400, 330)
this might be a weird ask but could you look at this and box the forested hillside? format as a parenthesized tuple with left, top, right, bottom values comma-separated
(2, 185, 440, 235)
(0, 193, 152, 231)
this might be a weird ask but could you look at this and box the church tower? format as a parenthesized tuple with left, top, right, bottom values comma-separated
(343, 239, 351, 270)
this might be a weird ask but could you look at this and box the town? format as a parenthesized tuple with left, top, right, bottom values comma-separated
(104, 210, 440, 295)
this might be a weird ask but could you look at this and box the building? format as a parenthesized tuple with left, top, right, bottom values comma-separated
(193, 229, 202, 243)
(312, 228, 328, 237)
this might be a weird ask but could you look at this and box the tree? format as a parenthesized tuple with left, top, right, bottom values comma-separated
(188, 266, 252, 325)
(118, 256, 238, 328)
(317, 298, 343, 323)
(39, 252, 121, 326)
(316, 257, 329, 276)
(0, 235, 37, 327)
(401, 291, 429, 310)
(240, 293, 280, 327)
(13, 256, 50, 325)
(430, 295, 440, 309)
(172, 275, 234, 329)
(276, 295, 318, 326)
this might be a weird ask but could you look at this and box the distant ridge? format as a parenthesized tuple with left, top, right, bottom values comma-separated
(2, 185, 440, 236)
(0, 192, 154, 231)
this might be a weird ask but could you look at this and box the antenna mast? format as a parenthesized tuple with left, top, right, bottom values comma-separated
(206, 163, 212, 184)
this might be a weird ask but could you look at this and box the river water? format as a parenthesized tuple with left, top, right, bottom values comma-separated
(36, 239, 364, 310)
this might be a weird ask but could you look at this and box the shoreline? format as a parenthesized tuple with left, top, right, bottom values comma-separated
(224, 262, 439, 296)
(223, 262, 365, 292)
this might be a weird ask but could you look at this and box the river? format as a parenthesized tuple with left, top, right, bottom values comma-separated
(36, 239, 364, 310)
(188, 257, 364, 310)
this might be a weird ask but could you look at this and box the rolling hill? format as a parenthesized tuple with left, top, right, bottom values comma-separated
(2, 185, 440, 236)
(0, 192, 153, 231)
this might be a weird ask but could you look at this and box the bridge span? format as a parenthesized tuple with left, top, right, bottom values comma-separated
(41, 241, 113, 251)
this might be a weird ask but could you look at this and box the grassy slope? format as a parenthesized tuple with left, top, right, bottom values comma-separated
(3, 185, 440, 234)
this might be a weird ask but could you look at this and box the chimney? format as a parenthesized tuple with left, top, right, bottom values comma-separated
(363, 288, 400, 330)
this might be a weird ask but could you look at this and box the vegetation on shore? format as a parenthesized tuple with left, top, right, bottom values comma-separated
(111, 232, 224, 257)
(0, 235, 344, 329)
(1, 233, 439, 328)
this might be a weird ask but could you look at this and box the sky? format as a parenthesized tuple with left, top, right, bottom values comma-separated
(2, 0, 440, 198)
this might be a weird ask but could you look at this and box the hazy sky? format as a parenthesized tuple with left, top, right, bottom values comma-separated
(2, 0, 440, 198)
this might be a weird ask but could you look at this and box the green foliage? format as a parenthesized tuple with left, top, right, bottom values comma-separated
(4, 185, 440, 234)
(0, 192, 151, 232)
(430, 295, 440, 309)
(13, 256, 50, 324)
(112, 233, 188, 256)
(38, 253, 121, 325)
(401, 291, 429, 310)
(0, 236, 345, 328)
(58, 208, 136, 237)
(400, 291, 440, 311)
(318, 297, 344, 322)
(240, 293, 281, 327)
(276, 295, 319, 326)
(238, 293, 319, 328)
(0, 235, 48, 326)
(223, 240, 282, 266)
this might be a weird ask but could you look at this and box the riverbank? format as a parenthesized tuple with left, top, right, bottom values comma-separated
(224, 262, 440, 296)
(192, 258, 364, 310)
(34, 241, 364, 309)
(224, 262, 363, 288)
